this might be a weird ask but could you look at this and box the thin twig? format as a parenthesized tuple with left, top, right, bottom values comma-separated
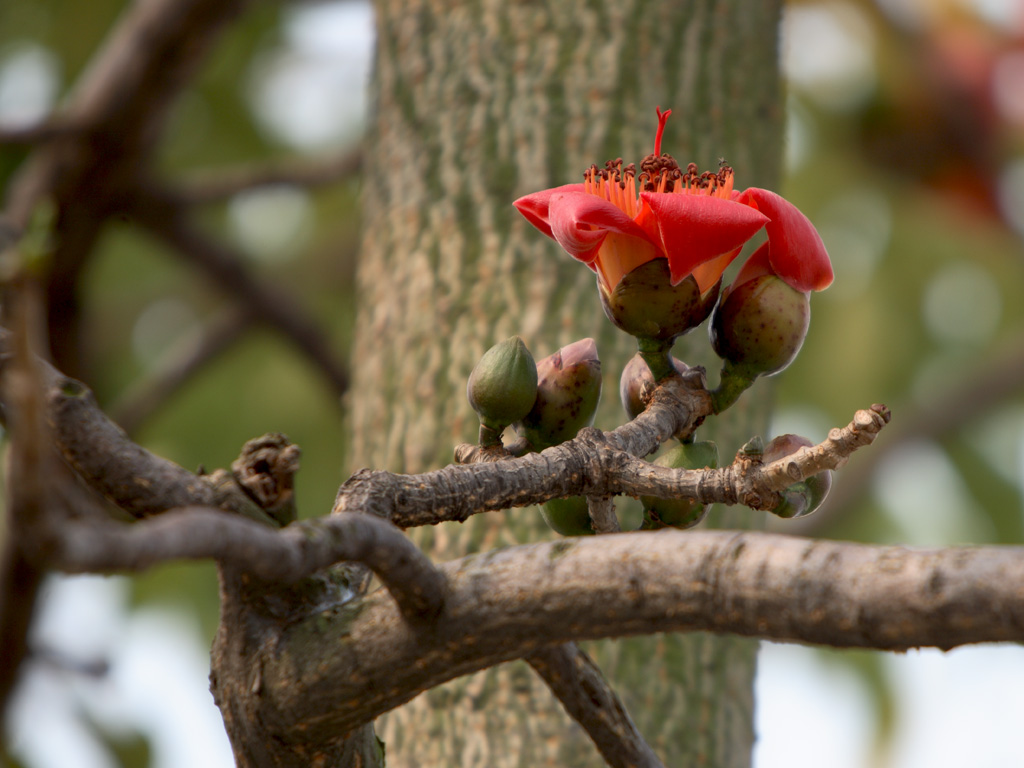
(127, 186, 349, 396)
(586, 496, 620, 533)
(108, 307, 253, 435)
(527, 643, 665, 768)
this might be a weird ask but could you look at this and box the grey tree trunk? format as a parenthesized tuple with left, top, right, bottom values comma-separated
(350, 1, 784, 765)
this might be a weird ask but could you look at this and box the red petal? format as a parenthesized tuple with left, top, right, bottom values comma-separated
(513, 184, 586, 239)
(725, 241, 773, 301)
(548, 190, 654, 264)
(640, 192, 768, 285)
(741, 188, 833, 292)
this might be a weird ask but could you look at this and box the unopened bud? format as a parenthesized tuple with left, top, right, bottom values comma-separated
(541, 496, 595, 536)
(519, 338, 602, 450)
(710, 274, 810, 378)
(619, 352, 690, 420)
(763, 434, 832, 519)
(467, 336, 538, 431)
(640, 440, 719, 529)
(599, 258, 720, 342)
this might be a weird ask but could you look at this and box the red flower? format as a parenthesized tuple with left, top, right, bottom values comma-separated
(513, 108, 833, 296)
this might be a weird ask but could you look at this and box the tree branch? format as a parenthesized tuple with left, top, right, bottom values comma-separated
(335, 394, 889, 528)
(53, 507, 446, 623)
(108, 307, 253, 435)
(527, 643, 665, 768)
(260, 530, 1024, 739)
(126, 186, 350, 397)
(175, 148, 363, 204)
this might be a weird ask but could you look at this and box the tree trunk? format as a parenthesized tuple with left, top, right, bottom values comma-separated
(350, 1, 784, 765)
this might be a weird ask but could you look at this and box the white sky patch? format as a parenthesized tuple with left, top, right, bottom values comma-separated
(228, 184, 314, 263)
(883, 646, 1024, 768)
(7, 575, 233, 768)
(754, 642, 873, 768)
(782, 2, 877, 111)
(0, 41, 60, 126)
(248, 0, 374, 149)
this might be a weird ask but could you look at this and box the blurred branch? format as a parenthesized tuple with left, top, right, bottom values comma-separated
(108, 307, 253, 435)
(0, 286, 60, 719)
(0, 0, 250, 375)
(55, 507, 446, 623)
(795, 334, 1024, 536)
(0, 117, 88, 146)
(127, 186, 350, 397)
(527, 643, 665, 768)
(176, 147, 363, 204)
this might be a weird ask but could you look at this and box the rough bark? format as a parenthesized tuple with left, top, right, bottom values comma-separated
(351, 0, 784, 765)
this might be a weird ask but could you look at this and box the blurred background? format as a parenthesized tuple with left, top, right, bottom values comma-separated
(2, 0, 1024, 765)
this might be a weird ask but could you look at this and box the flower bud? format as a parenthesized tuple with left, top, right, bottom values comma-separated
(640, 440, 719, 529)
(710, 274, 810, 378)
(541, 496, 595, 536)
(763, 434, 832, 519)
(598, 258, 720, 342)
(467, 336, 538, 431)
(519, 338, 602, 450)
(619, 352, 689, 421)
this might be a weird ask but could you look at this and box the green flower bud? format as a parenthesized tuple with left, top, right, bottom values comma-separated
(519, 338, 602, 450)
(710, 274, 810, 378)
(763, 434, 832, 519)
(541, 496, 595, 536)
(467, 336, 538, 431)
(619, 352, 689, 421)
(640, 440, 719, 529)
(598, 258, 720, 342)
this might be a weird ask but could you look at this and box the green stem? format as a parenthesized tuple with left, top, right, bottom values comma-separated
(478, 422, 504, 448)
(637, 337, 676, 382)
(711, 361, 757, 414)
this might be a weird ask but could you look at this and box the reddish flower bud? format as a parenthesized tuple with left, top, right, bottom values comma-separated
(619, 351, 689, 421)
(763, 434, 832, 519)
(640, 440, 719, 529)
(519, 338, 602, 450)
(710, 274, 810, 378)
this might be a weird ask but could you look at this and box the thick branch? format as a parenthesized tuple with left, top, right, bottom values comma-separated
(261, 530, 1024, 739)
(54, 507, 446, 622)
(527, 643, 665, 768)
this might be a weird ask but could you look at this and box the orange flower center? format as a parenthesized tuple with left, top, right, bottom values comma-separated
(579, 107, 737, 290)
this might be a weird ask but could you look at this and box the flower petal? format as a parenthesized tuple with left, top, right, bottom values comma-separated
(640, 192, 769, 286)
(513, 184, 586, 239)
(724, 240, 773, 301)
(741, 188, 833, 292)
(548, 190, 655, 264)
